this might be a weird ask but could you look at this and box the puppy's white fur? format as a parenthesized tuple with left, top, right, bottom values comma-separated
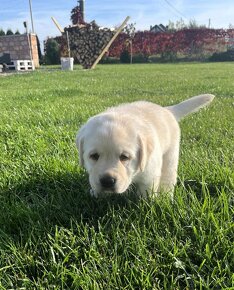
(76, 94, 214, 197)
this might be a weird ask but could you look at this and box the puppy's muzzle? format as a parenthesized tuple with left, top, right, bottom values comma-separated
(100, 174, 116, 191)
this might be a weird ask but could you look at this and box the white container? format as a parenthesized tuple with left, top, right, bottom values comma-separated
(61, 57, 74, 71)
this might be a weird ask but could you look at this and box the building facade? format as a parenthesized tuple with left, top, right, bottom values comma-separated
(0, 33, 39, 67)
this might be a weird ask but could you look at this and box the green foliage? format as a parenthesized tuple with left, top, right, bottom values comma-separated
(161, 51, 178, 62)
(209, 50, 234, 62)
(0, 28, 21, 36)
(36, 35, 43, 63)
(6, 28, 14, 35)
(100, 56, 120, 64)
(120, 49, 131, 63)
(0, 28, 5, 36)
(132, 53, 149, 63)
(44, 38, 61, 65)
(168, 18, 207, 31)
(0, 63, 233, 288)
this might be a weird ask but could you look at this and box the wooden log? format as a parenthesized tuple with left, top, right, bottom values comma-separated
(90, 16, 130, 69)
(62, 18, 127, 69)
(51, 17, 64, 33)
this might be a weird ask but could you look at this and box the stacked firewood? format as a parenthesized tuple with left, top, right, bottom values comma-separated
(63, 21, 115, 69)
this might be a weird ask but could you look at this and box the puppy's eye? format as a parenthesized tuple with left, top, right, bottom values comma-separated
(90, 153, 99, 161)
(119, 154, 130, 162)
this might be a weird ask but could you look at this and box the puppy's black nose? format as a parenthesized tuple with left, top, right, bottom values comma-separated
(100, 175, 116, 189)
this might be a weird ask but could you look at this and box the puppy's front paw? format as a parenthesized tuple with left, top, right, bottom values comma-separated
(90, 189, 98, 198)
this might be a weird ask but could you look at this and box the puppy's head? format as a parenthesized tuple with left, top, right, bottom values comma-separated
(76, 113, 152, 196)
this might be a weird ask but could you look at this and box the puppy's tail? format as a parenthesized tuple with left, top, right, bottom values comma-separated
(167, 94, 215, 121)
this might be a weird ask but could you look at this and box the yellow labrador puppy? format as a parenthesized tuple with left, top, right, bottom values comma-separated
(76, 94, 214, 197)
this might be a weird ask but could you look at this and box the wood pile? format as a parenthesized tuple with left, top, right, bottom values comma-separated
(63, 22, 115, 69)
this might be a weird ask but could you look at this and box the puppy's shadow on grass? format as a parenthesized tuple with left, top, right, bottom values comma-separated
(0, 171, 139, 240)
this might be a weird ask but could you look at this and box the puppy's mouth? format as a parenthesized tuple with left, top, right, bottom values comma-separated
(99, 185, 126, 195)
(90, 174, 131, 196)
(93, 183, 129, 196)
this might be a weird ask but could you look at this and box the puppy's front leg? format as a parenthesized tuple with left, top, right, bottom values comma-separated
(90, 189, 98, 198)
(158, 143, 180, 198)
(136, 178, 161, 198)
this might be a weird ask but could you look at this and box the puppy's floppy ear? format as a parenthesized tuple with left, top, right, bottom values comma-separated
(138, 134, 154, 171)
(76, 125, 85, 167)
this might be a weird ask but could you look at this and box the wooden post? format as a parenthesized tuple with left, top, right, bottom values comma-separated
(66, 31, 71, 58)
(51, 17, 64, 33)
(130, 40, 133, 64)
(90, 16, 130, 69)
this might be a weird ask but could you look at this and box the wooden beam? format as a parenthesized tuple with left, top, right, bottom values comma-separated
(90, 16, 130, 69)
(51, 17, 64, 33)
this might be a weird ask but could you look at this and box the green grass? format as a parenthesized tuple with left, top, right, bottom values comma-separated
(0, 63, 233, 289)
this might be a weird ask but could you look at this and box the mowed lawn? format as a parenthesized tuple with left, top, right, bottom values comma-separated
(0, 63, 233, 289)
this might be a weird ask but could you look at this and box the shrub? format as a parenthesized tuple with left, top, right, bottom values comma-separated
(6, 29, 14, 35)
(44, 38, 61, 65)
(161, 51, 178, 62)
(0, 28, 5, 36)
(132, 53, 149, 63)
(120, 49, 131, 63)
(209, 50, 234, 62)
(100, 57, 120, 64)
